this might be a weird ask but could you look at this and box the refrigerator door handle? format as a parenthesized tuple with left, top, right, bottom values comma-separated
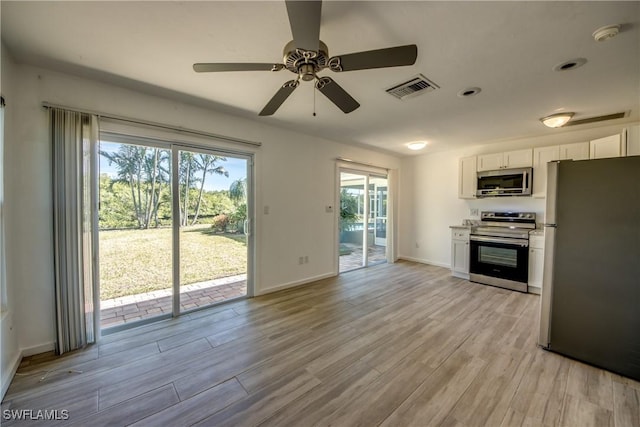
(545, 161, 560, 226)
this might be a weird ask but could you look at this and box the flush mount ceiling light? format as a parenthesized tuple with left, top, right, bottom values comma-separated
(407, 141, 427, 150)
(593, 24, 620, 42)
(540, 112, 574, 128)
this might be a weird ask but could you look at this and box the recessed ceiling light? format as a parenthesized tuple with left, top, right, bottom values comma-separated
(553, 58, 587, 72)
(593, 24, 620, 42)
(457, 87, 481, 98)
(540, 112, 574, 128)
(407, 141, 427, 150)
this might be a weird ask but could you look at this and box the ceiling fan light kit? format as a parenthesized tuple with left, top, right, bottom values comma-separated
(193, 0, 418, 116)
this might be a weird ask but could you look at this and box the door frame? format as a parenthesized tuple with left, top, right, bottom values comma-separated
(96, 134, 255, 334)
(337, 166, 389, 274)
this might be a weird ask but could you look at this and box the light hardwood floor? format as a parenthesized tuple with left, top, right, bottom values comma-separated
(2, 261, 639, 426)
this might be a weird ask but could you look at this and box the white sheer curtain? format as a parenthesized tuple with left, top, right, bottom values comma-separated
(50, 108, 98, 354)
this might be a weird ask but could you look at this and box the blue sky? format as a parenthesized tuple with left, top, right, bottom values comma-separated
(99, 141, 247, 191)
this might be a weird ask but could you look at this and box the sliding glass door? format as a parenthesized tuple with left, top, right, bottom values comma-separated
(98, 140, 173, 329)
(98, 134, 252, 332)
(177, 148, 249, 314)
(339, 170, 388, 273)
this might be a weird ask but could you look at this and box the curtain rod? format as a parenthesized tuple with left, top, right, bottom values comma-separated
(336, 157, 389, 171)
(42, 102, 262, 148)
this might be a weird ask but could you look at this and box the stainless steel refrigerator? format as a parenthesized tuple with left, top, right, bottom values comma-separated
(538, 156, 640, 381)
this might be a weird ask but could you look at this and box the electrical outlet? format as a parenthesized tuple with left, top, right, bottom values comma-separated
(325, 205, 333, 213)
(298, 256, 304, 265)
(415, 242, 420, 248)
(264, 205, 270, 215)
(470, 208, 479, 216)
(304, 256, 309, 263)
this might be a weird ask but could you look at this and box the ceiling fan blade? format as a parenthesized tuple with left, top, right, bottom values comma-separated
(259, 80, 300, 116)
(315, 77, 360, 114)
(329, 44, 417, 72)
(285, 0, 322, 51)
(193, 63, 283, 73)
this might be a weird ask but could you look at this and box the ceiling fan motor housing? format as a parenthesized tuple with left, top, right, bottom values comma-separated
(283, 40, 329, 80)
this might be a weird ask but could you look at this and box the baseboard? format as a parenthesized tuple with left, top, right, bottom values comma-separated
(397, 255, 450, 269)
(1, 350, 21, 400)
(256, 272, 336, 296)
(21, 341, 56, 358)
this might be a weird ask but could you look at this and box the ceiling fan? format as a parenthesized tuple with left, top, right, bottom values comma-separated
(193, 0, 418, 116)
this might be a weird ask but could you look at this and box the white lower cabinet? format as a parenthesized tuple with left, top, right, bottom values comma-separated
(528, 234, 544, 294)
(451, 228, 470, 279)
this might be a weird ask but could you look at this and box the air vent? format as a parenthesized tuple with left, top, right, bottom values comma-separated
(564, 112, 627, 126)
(386, 74, 439, 100)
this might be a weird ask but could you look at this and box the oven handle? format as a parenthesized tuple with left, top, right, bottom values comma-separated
(470, 235, 529, 247)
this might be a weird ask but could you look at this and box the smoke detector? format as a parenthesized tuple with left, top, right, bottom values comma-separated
(593, 25, 620, 42)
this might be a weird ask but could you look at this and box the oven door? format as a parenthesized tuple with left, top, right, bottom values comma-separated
(469, 235, 529, 289)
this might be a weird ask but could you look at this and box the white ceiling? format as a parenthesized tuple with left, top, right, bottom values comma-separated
(2, 1, 639, 155)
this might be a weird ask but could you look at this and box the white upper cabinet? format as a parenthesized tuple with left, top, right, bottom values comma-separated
(559, 141, 589, 160)
(504, 149, 534, 168)
(532, 142, 589, 198)
(458, 156, 477, 199)
(626, 125, 640, 156)
(477, 153, 503, 171)
(532, 146, 560, 198)
(590, 134, 623, 159)
(477, 149, 532, 171)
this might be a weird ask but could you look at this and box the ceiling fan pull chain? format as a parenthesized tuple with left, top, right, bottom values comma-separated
(313, 84, 317, 117)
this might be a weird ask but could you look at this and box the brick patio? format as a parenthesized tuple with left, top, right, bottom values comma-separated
(100, 274, 247, 330)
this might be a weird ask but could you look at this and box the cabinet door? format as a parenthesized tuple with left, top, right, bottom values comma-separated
(532, 146, 559, 198)
(559, 142, 589, 160)
(451, 239, 469, 276)
(590, 134, 622, 159)
(477, 153, 503, 171)
(458, 156, 477, 199)
(528, 247, 544, 291)
(504, 149, 533, 168)
(626, 125, 640, 156)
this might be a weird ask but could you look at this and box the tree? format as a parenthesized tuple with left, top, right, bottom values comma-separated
(101, 145, 170, 229)
(190, 154, 229, 225)
(229, 178, 247, 203)
(178, 153, 229, 226)
(228, 178, 247, 233)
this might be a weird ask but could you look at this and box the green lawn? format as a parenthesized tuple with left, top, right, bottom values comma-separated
(99, 225, 246, 300)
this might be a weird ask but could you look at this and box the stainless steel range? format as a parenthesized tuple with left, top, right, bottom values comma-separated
(469, 211, 536, 292)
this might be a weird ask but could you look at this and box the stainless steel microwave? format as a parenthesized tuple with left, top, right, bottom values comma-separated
(476, 167, 532, 197)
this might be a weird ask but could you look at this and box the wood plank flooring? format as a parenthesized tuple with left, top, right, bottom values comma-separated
(2, 261, 639, 426)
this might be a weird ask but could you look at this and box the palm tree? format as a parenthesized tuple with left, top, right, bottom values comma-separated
(190, 154, 228, 225)
(229, 177, 247, 203)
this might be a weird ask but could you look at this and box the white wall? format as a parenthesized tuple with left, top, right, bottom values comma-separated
(399, 122, 639, 267)
(4, 63, 400, 356)
(1, 44, 21, 399)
